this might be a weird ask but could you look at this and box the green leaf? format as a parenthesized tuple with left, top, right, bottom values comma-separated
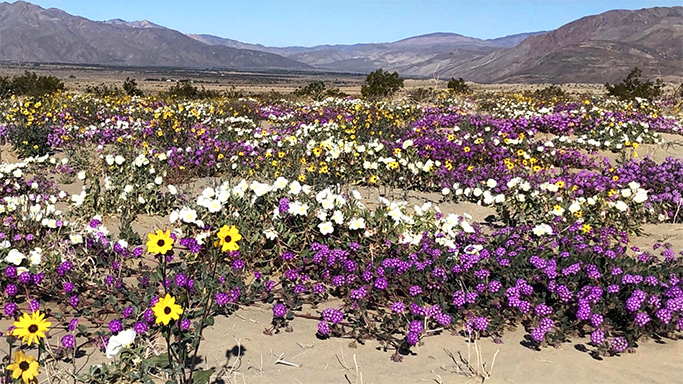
(147, 353, 171, 368)
(192, 369, 214, 384)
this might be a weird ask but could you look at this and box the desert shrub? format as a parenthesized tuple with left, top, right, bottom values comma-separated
(85, 83, 122, 98)
(0, 76, 12, 98)
(294, 80, 347, 101)
(527, 85, 567, 100)
(447, 77, 471, 94)
(605, 67, 663, 101)
(361, 69, 404, 99)
(407, 87, 436, 103)
(10, 71, 65, 97)
(164, 80, 220, 99)
(9, 120, 52, 158)
(122, 77, 144, 97)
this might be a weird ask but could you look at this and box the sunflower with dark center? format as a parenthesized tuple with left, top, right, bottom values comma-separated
(152, 293, 183, 325)
(13, 310, 51, 346)
(146, 229, 174, 255)
(217, 225, 241, 252)
(7, 351, 39, 384)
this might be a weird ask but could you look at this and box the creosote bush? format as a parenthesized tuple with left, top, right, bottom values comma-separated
(605, 67, 663, 101)
(361, 69, 404, 99)
(0, 71, 65, 98)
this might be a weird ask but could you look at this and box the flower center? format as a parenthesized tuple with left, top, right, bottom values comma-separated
(164, 306, 171, 315)
(28, 324, 38, 333)
(157, 239, 165, 247)
(224, 235, 232, 243)
(19, 361, 29, 371)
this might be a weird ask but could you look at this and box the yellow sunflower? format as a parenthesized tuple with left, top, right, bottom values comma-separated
(217, 225, 241, 252)
(7, 351, 39, 384)
(146, 229, 174, 255)
(13, 311, 51, 346)
(152, 294, 184, 325)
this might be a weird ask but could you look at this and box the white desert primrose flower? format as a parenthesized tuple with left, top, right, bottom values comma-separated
(106, 329, 136, 359)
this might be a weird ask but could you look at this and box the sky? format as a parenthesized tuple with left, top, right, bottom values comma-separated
(9, 0, 682, 46)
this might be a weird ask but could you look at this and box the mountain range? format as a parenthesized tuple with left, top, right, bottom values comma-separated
(0, 1, 681, 83)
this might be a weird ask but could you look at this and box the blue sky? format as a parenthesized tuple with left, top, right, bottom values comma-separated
(11, 1, 682, 46)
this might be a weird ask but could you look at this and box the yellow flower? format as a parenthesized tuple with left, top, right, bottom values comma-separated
(217, 225, 241, 252)
(581, 224, 592, 233)
(369, 175, 378, 184)
(463, 146, 471, 153)
(7, 351, 39, 384)
(13, 311, 51, 346)
(152, 294, 183, 326)
(146, 230, 174, 255)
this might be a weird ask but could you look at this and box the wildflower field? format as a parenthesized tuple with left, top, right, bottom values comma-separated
(0, 89, 681, 383)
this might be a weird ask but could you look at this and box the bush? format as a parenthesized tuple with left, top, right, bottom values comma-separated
(10, 71, 64, 98)
(407, 87, 436, 103)
(605, 67, 663, 101)
(361, 69, 404, 99)
(0, 76, 12, 99)
(524, 85, 567, 100)
(447, 77, 471, 94)
(122, 77, 144, 97)
(164, 80, 220, 99)
(9, 121, 52, 158)
(294, 81, 347, 101)
(85, 83, 122, 98)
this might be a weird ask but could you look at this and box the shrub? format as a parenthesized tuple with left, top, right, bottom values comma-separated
(10, 71, 65, 98)
(85, 83, 122, 98)
(294, 80, 347, 101)
(529, 85, 566, 99)
(0, 76, 12, 99)
(407, 87, 436, 103)
(447, 77, 471, 94)
(9, 121, 52, 158)
(605, 67, 663, 101)
(165, 80, 220, 99)
(361, 69, 404, 99)
(122, 77, 144, 97)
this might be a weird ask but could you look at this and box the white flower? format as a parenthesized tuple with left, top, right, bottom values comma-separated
(351, 190, 362, 200)
(532, 223, 553, 236)
(552, 205, 565, 216)
(264, 227, 278, 240)
(318, 221, 334, 235)
(77, 171, 86, 180)
(331, 210, 344, 225)
(348, 217, 366, 230)
(486, 179, 497, 188)
(167, 185, 177, 195)
(5, 249, 25, 265)
(288, 201, 308, 216)
(69, 234, 83, 244)
(114, 155, 125, 165)
(460, 221, 475, 233)
(13, 169, 22, 178)
(442, 188, 450, 196)
(106, 329, 136, 359)
(0, 240, 10, 249)
(288, 181, 302, 195)
(29, 248, 42, 265)
(272, 177, 288, 191)
(154, 176, 163, 185)
(206, 199, 222, 213)
(179, 207, 198, 223)
(124, 185, 134, 194)
(621, 189, 632, 198)
(568, 202, 581, 214)
(169, 210, 179, 224)
(615, 200, 628, 212)
(633, 189, 648, 203)
(250, 181, 271, 197)
(137, 196, 146, 204)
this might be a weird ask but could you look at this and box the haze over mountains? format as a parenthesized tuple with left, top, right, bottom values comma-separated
(0, 1, 681, 83)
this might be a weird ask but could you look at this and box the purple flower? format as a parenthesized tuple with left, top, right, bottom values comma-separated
(590, 313, 604, 327)
(473, 317, 489, 331)
(634, 312, 651, 327)
(317, 321, 331, 336)
(123, 306, 134, 319)
(61, 334, 76, 349)
(180, 318, 191, 330)
(109, 319, 122, 334)
(4, 302, 17, 316)
(409, 285, 422, 296)
(144, 308, 155, 323)
(134, 321, 148, 334)
(322, 308, 344, 324)
(610, 337, 628, 353)
(391, 301, 406, 314)
(174, 273, 188, 288)
(273, 303, 287, 318)
(590, 329, 606, 345)
(5, 284, 18, 296)
(19, 272, 32, 284)
(406, 331, 420, 346)
(69, 318, 79, 332)
(4, 265, 17, 278)
(373, 278, 388, 290)
(535, 303, 553, 317)
(29, 299, 40, 312)
(408, 320, 424, 334)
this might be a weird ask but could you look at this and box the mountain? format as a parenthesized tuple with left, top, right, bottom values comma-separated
(0, 1, 310, 70)
(104, 19, 167, 29)
(486, 32, 547, 48)
(401, 7, 683, 82)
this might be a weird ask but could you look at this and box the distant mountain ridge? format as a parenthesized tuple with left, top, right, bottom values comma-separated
(0, 1, 310, 70)
(0, 1, 681, 83)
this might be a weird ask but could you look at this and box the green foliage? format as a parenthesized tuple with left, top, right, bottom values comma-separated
(164, 80, 220, 100)
(0, 76, 12, 99)
(361, 69, 404, 99)
(530, 85, 566, 99)
(123, 77, 144, 97)
(447, 77, 471, 94)
(605, 67, 663, 101)
(10, 71, 65, 98)
(9, 121, 52, 158)
(407, 87, 436, 103)
(85, 83, 122, 98)
(294, 80, 347, 101)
